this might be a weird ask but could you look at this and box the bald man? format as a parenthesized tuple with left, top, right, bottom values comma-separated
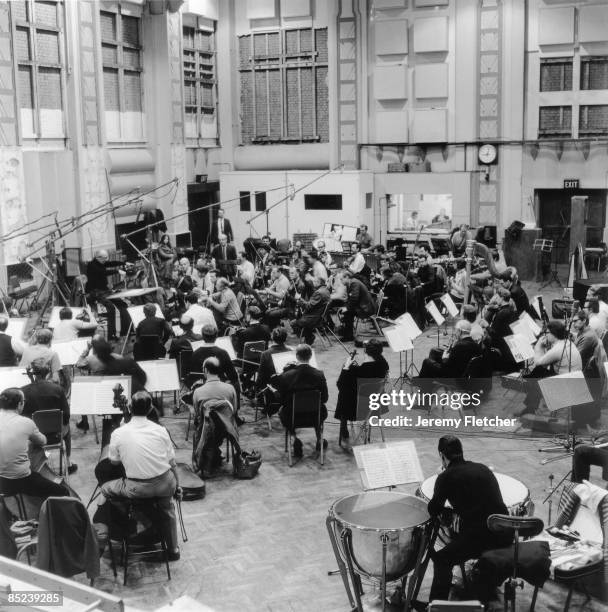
(86, 250, 125, 339)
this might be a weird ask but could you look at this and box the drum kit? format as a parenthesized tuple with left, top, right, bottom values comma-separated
(327, 473, 532, 611)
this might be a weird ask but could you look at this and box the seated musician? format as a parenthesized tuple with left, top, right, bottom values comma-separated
(97, 391, 181, 562)
(313, 240, 332, 267)
(335, 339, 389, 443)
(328, 269, 347, 309)
(417, 320, 482, 389)
(307, 252, 328, 284)
(20, 328, 61, 383)
(233, 306, 271, 358)
(274, 344, 328, 458)
(264, 268, 299, 329)
(236, 251, 255, 286)
(191, 260, 208, 291)
(86, 249, 124, 340)
(190, 325, 241, 410)
(259, 266, 290, 307)
(203, 278, 243, 331)
(117, 261, 146, 290)
(184, 292, 216, 330)
(348, 243, 366, 278)
(166, 315, 201, 360)
(340, 271, 375, 342)
(356, 224, 374, 250)
(0, 315, 24, 366)
(291, 276, 331, 345)
(380, 266, 407, 319)
(425, 435, 512, 604)
(497, 268, 536, 318)
(448, 260, 467, 304)
(486, 287, 519, 371)
(460, 304, 484, 344)
(0, 387, 69, 499)
(256, 328, 290, 413)
(211, 234, 238, 279)
(192, 357, 239, 421)
(172, 257, 194, 308)
(519, 320, 582, 418)
(156, 234, 177, 285)
(21, 359, 77, 474)
(449, 224, 472, 256)
(203, 268, 218, 294)
(415, 248, 439, 298)
(572, 439, 608, 483)
(136, 303, 172, 344)
(52, 306, 98, 342)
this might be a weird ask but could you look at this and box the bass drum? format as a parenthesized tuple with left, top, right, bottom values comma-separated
(328, 491, 430, 581)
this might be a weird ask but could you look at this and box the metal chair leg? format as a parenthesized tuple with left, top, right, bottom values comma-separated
(529, 585, 539, 612)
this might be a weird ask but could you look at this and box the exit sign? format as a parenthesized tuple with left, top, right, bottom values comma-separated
(564, 179, 579, 189)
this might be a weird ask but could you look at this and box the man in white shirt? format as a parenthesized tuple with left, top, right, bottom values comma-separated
(348, 243, 366, 275)
(52, 307, 99, 342)
(260, 266, 290, 304)
(184, 292, 216, 330)
(308, 253, 328, 283)
(100, 391, 181, 560)
(405, 211, 420, 230)
(237, 251, 255, 285)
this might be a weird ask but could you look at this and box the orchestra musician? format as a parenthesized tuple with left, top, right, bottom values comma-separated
(449, 224, 473, 256)
(260, 266, 290, 306)
(210, 208, 234, 245)
(307, 252, 328, 283)
(486, 287, 519, 372)
(236, 251, 255, 286)
(166, 315, 202, 360)
(183, 292, 216, 330)
(171, 257, 195, 309)
(264, 267, 302, 329)
(334, 338, 389, 443)
(348, 243, 366, 277)
(572, 439, 608, 483)
(313, 240, 332, 267)
(202, 277, 243, 331)
(380, 266, 407, 319)
(85, 249, 124, 340)
(211, 234, 238, 279)
(356, 224, 374, 250)
(51, 306, 98, 342)
(256, 327, 290, 404)
(339, 271, 375, 342)
(156, 234, 177, 285)
(291, 276, 330, 345)
(0, 315, 25, 366)
(497, 268, 536, 318)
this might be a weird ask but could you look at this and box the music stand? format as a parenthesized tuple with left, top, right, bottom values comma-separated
(534, 239, 561, 290)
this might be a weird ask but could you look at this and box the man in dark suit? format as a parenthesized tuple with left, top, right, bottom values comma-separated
(291, 277, 330, 345)
(275, 344, 328, 457)
(497, 268, 536, 318)
(232, 306, 271, 358)
(256, 327, 290, 394)
(340, 271, 376, 341)
(487, 287, 519, 371)
(211, 235, 238, 279)
(134, 303, 172, 360)
(21, 359, 77, 474)
(210, 209, 234, 245)
(417, 320, 482, 385)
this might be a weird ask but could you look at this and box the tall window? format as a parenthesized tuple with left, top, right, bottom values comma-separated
(10, 0, 65, 139)
(581, 57, 608, 91)
(238, 28, 329, 144)
(579, 105, 608, 137)
(183, 22, 217, 143)
(538, 106, 572, 139)
(539, 58, 572, 92)
(100, 7, 143, 141)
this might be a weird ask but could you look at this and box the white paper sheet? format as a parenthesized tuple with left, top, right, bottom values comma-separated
(425, 301, 445, 327)
(51, 339, 90, 366)
(383, 326, 414, 352)
(138, 359, 180, 392)
(127, 304, 164, 328)
(440, 293, 460, 318)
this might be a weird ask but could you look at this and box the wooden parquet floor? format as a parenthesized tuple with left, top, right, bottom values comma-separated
(52, 277, 608, 610)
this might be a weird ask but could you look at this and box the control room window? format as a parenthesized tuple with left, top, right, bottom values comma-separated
(100, 7, 144, 141)
(538, 106, 572, 139)
(183, 20, 218, 143)
(239, 191, 251, 211)
(539, 58, 572, 92)
(10, 0, 65, 139)
(304, 195, 343, 210)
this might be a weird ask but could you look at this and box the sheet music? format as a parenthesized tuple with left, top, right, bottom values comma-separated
(440, 293, 460, 318)
(127, 304, 164, 328)
(215, 336, 237, 360)
(5, 318, 27, 340)
(384, 326, 414, 352)
(425, 301, 445, 327)
(0, 368, 30, 389)
(109, 287, 158, 300)
(538, 371, 593, 412)
(505, 334, 534, 363)
(354, 441, 424, 490)
(509, 320, 536, 345)
(272, 349, 318, 373)
(138, 359, 180, 392)
(52, 339, 90, 366)
(519, 311, 541, 337)
(394, 312, 422, 339)
(47, 307, 96, 329)
(172, 324, 204, 338)
(69, 376, 130, 415)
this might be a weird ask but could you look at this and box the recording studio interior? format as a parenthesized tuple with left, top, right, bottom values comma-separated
(2, 1, 608, 611)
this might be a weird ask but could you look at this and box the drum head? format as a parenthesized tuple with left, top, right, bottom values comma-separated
(418, 472, 528, 509)
(331, 491, 429, 531)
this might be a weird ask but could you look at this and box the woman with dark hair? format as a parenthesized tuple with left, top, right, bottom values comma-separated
(156, 234, 176, 284)
(334, 338, 389, 444)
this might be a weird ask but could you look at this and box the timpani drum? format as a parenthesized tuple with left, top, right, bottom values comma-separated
(417, 472, 532, 520)
(327, 491, 430, 580)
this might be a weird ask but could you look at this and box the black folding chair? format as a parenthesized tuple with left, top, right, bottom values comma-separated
(284, 390, 324, 467)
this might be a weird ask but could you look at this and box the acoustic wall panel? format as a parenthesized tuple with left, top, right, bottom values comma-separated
(374, 64, 408, 100)
(413, 16, 448, 53)
(579, 5, 608, 44)
(374, 0, 406, 8)
(375, 19, 409, 56)
(376, 109, 408, 143)
(246, 0, 276, 20)
(538, 7, 574, 46)
(280, 0, 311, 18)
(412, 108, 447, 142)
(414, 63, 448, 98)
(415, 0, 449, 6)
